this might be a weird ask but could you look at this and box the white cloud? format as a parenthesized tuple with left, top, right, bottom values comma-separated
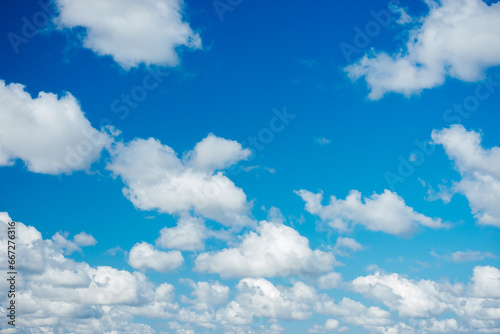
(352, 266, 500, 333)
(195, 220, 335, 278)
(0, 213, 178, 333)
(470, 265, 500, 298)
(128, 242, 184, 272)
(266, 206, 285, 224)
(333, 237, 364, 256)
(0, 80, 113, 175)
(181, 279, 230, 312)
(106, 136, 253, 227)
(431, 249, 496, 263)
(186, 134, 251, 172)
(216, 278, 318, 325)
(315, 137, 331, 145)
(432, 125, 500, 227)
(352, 271, 455, 318)
(296, 189, 446, 237)
(346, 0, 500, 99)
(315, 297, 391, 327)
(308, 319, 347, 333)
(156, 215, 208, 251)
(424, 183, 453, 204)
(389, 3, 413, 25)
(51, 231, 97, 255)
(318, 272, 343, 290)
(4, 213, 500, 333)
(350, 266, 500, 332)
(417, 318, 467, 333)
(54, 0, 201, 69)
(73, 232, 97, 246)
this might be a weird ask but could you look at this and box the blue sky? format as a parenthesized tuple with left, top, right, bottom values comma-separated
(1, 0, 500, 333)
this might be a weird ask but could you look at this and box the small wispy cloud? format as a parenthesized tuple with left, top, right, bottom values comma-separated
(333, 237, 364, 256)
(431, 250, 496, 263)
(241, 165, 276, 174)
(106, 246, 128, 256)
(241, 165, 260, 172)
(315, 137, 331, 145)
(419, 179, 453, 204)
(264, 167, 276, 174)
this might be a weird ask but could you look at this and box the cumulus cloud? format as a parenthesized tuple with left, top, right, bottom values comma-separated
(216, 278, 318, 325)
(315, 297, 391, 328)
(0, 80, 113, 174)
(0, 212, 178, 333)
(352, 271, 455, 318)
(432, 125, 500, 227)
(73, 231, 97, 246)
(54, 0, 201, 69)
(351, 266, 500, 332)
(106, 135, 253, 227)
(186, 134, 252, 172)
(431, 249, 496, 263)
(296, 189, 446, 237)
(194, 220, 335, 278)
(156, 215, 208, 251)
(181, 279, 230, 312)
(128, 242, 184, 272)
(9, 211, 500, 333)
(346, 0, 500, 99)
(470, 265, 500, 298)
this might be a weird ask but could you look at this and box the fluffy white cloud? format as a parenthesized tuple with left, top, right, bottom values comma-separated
(195, 220, 335, 278)
(346, 0, 500, 99)
(351, 266, 500, 332)
(156, 215, 208, 251)
(432, 125, 500, 227)
(54, 0, 201, 69)
(315, 297, 391, 327)
(216, 278, 318, 325)
(470, 265, 500, 298)
(181, 279, 230, 311)
(0, 213, 178, 333)
(73, 231, 97, 246)
(7, 213, 500, 333)
(128, 242, 184, 272)
(106, 136, 253, 227)
(431, 249, 496, 263)
(186, 134, 252, 172)
(352, 271, 455, 318)
(417, 318, 467, 333)
(296, 189, 446, 237)
(0, 80, 113, 174)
